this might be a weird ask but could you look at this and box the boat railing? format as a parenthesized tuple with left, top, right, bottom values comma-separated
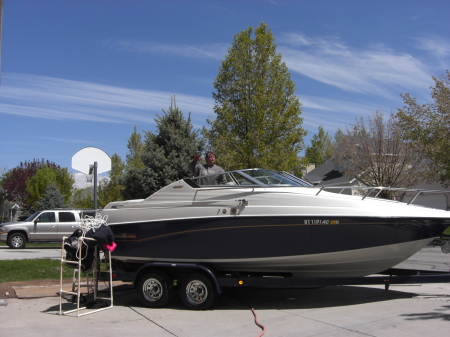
(315, 185, 450, 209)
(189, 183, 450, 208)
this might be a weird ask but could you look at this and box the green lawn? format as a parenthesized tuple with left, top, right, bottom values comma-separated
(0, 259, 74, 283)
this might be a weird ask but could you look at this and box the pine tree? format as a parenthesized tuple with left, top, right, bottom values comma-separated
(126, 126, 144, 169)
(305, 126, 334, 165)
(121, 100, 204, 199)
(204, 22, 306, 171)
(35, 183, 67, 210)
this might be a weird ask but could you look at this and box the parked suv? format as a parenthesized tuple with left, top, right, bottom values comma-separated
(0, 209, 96, 249)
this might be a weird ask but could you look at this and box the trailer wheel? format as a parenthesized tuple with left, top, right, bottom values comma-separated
(8, 233, 26, 249)
(180, 273, 217, 310)
(137, 271, 173, 308)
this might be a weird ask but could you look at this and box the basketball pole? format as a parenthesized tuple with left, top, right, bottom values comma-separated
(93, 162, 98, 210)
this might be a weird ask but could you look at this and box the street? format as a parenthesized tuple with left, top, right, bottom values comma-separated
(0, 245, 64, 260)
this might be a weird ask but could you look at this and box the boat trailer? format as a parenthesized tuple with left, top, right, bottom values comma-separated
(110, 261, 450, 310)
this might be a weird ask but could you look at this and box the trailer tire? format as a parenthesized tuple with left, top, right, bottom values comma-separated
(8, 232, 27, 249)
(137, 271, 173, 308)
(180, 273, 217, 310)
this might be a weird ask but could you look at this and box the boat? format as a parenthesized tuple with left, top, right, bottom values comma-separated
(102, 168, 450, 278)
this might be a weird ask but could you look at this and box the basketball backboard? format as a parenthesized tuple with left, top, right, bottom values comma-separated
(72, 147, 111, 174)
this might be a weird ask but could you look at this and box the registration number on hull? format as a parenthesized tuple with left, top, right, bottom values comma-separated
(303, 219, 340, 225)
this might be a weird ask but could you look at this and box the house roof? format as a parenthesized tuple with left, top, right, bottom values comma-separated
(303, 158, 352, 186)
(304, 158, 450, 191)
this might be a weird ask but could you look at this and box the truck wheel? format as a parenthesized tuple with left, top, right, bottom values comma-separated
(8, 233, 26, 249)
(137, 271, 173, 308)
(180, 273, 217, 310)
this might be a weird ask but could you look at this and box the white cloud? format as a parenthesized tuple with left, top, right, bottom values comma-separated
(109, 33, 441, 104)
(101, 33, 443, 104)
(0, 73, 214, 124)
(299, 97, 335, 111)
(103, 39, 228, 60)
(73, 172, 109, 189)
(300, 95, 388, 134)
(0, 103, 127, 123)
(74, 172, 92, 189)
(414, 36, 450, 59)
(3, 32, 444, 146)
(301, 95, 380, 116)
(38, 137, 93, 144)
(280, 34, 433, 98)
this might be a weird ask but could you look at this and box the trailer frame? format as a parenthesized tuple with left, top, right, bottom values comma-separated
(110, 260, 450, 310)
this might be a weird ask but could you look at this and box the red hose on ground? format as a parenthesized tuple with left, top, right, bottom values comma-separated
(251, 307, 266, 336)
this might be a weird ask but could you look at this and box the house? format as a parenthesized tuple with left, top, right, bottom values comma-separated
(1, 202, 21, 222)
(303, 158, 352, 187)
(304, 158, 450, 210)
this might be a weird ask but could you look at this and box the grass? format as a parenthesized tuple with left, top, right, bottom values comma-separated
(0, 259, 74, 283)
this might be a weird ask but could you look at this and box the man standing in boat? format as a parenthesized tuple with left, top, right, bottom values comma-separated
(189, 151, 226, 185)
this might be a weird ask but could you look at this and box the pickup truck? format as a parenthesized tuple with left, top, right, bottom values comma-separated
(0, 209, 95, 249)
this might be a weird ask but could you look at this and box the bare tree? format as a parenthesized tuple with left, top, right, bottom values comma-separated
(334, 111, 427, 197)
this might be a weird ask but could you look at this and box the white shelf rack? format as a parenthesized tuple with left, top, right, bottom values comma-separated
(59, 236, 113, 317)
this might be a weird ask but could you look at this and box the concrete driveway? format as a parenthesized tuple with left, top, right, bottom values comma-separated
(2, 279, 450, 337)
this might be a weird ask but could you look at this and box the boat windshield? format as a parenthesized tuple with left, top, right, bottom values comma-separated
(186, 168, 312, 188)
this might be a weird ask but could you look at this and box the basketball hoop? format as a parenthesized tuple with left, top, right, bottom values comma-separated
(72, 147, 111, 209)
(84, 173, 94, 183)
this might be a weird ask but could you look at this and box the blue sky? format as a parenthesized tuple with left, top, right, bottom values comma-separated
(1, 0, 449, 186)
